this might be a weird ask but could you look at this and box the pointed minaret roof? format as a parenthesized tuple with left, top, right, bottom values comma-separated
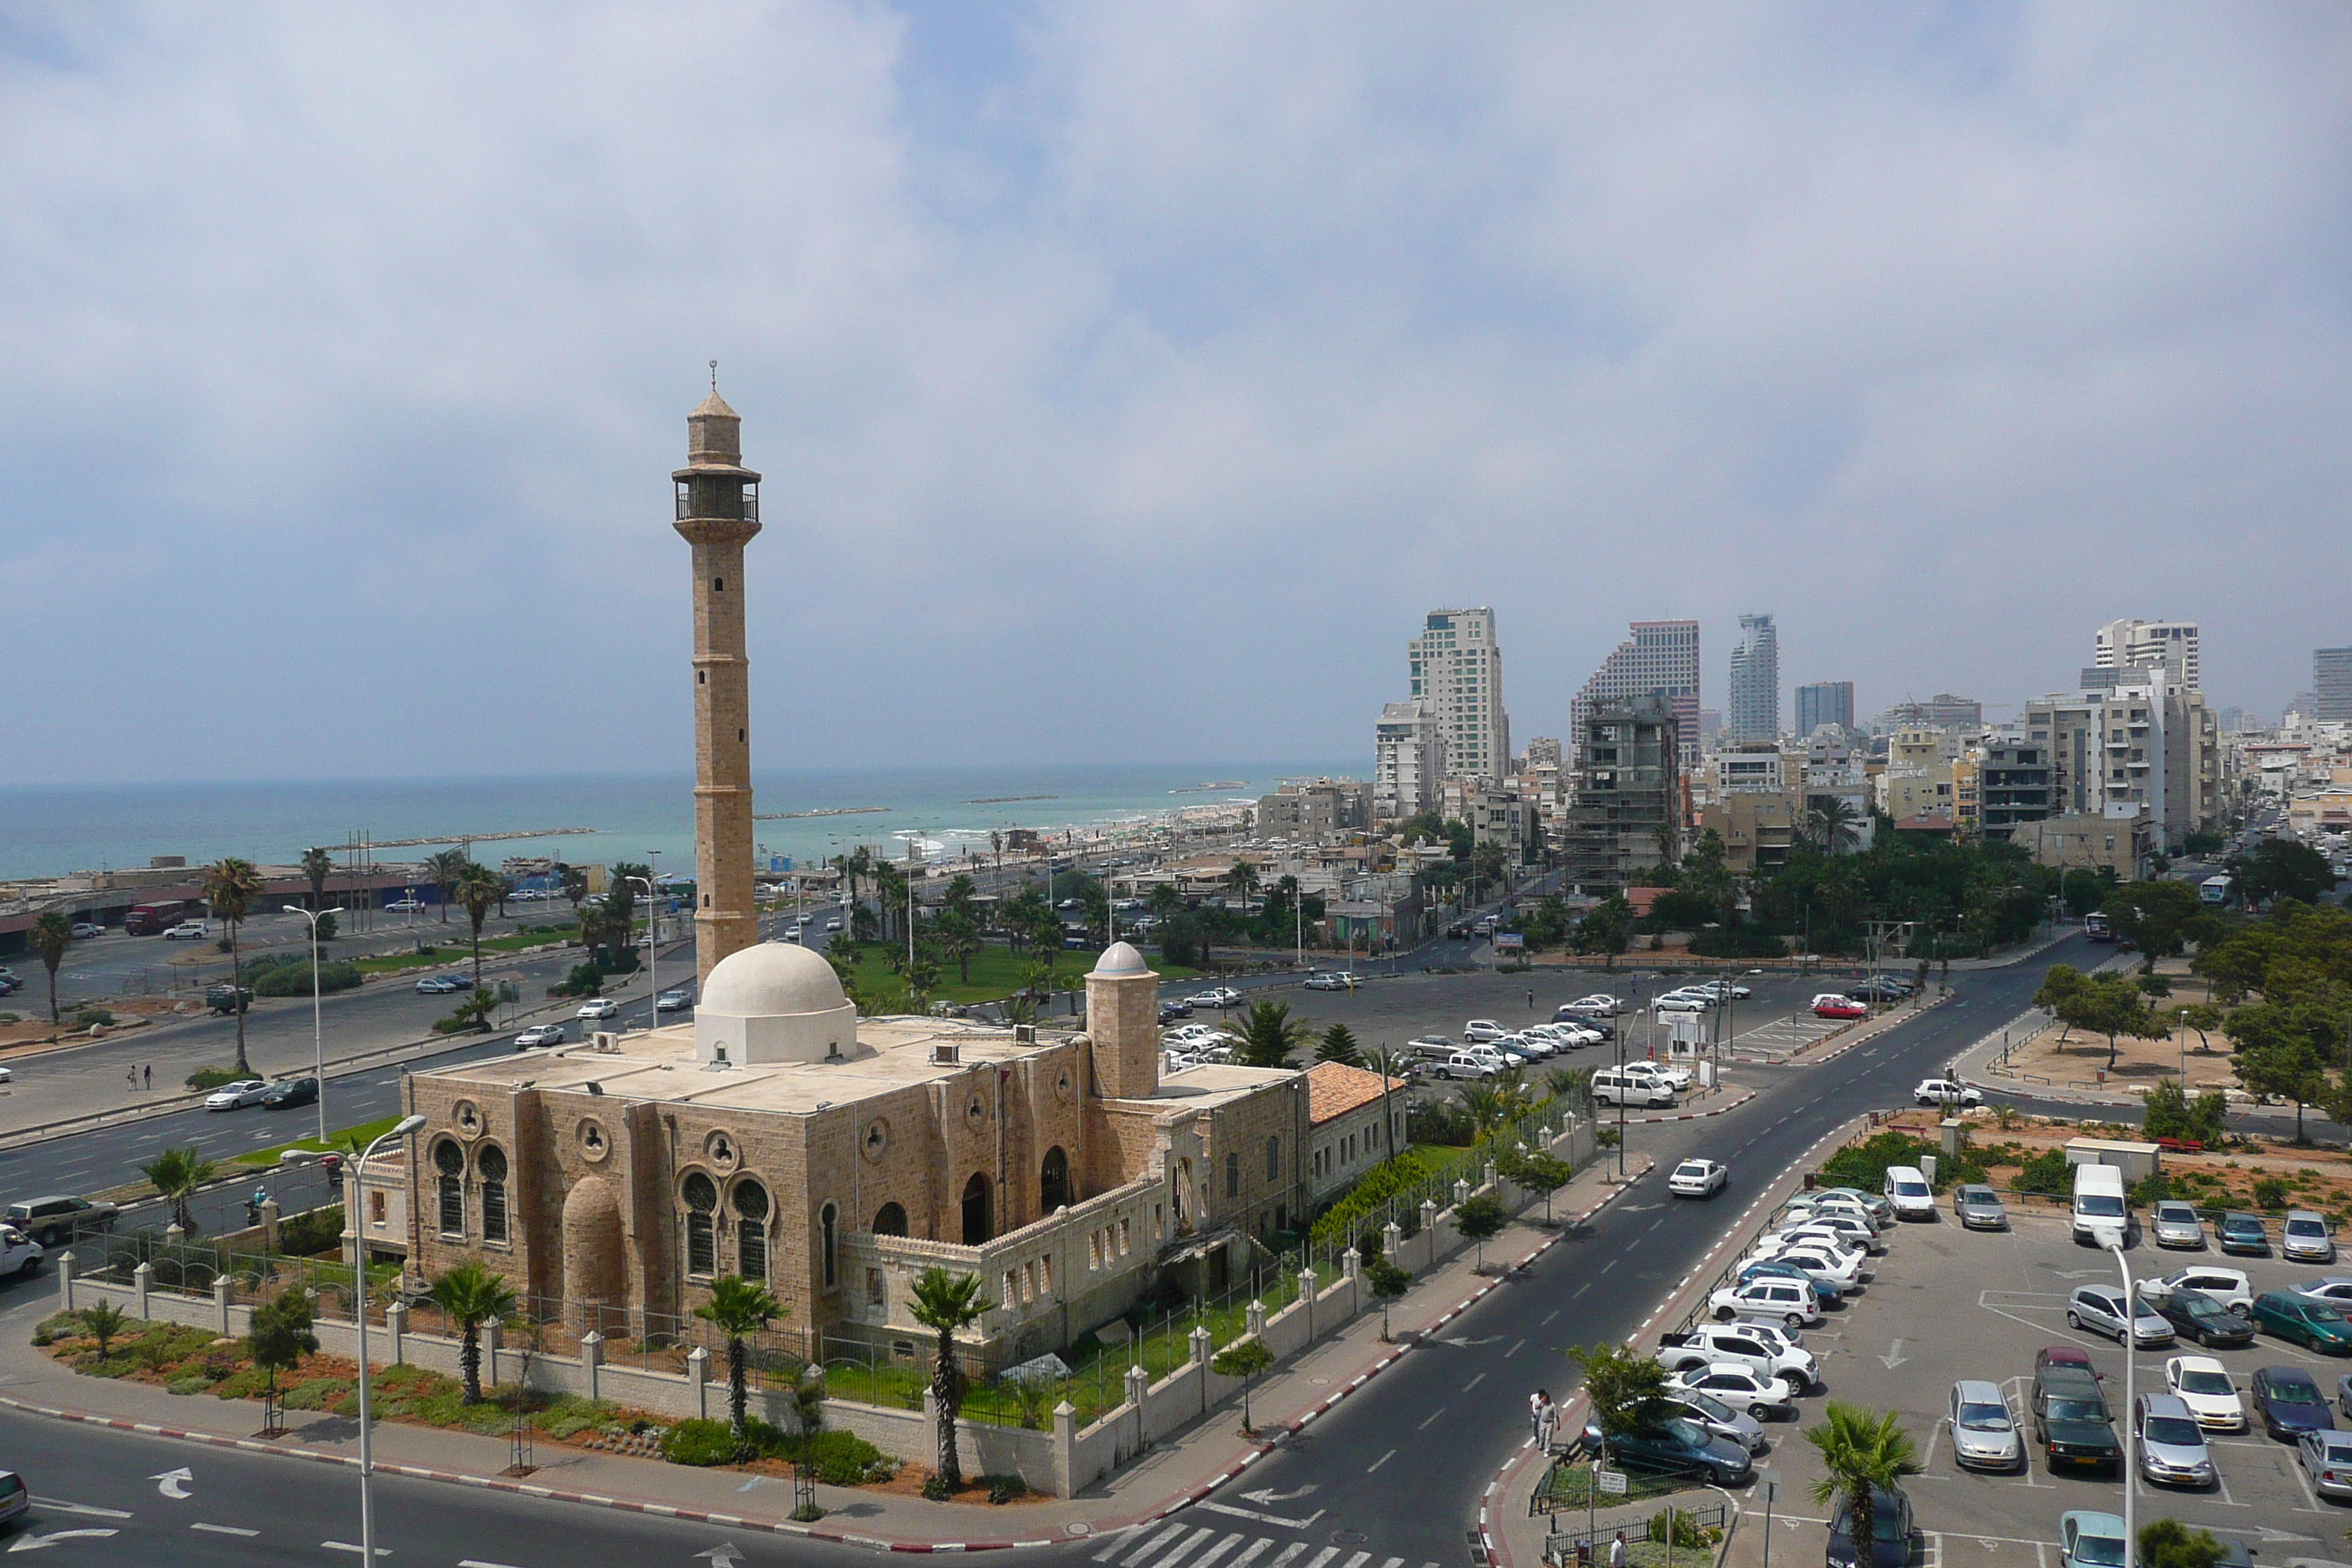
(692, 388, 738, 421)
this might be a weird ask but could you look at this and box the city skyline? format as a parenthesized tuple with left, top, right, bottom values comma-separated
(5, 8, 2350, 786)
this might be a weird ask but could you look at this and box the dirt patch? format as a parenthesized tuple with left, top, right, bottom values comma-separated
(1996, 958, 2238, 1094)
(855, 1461, 1054, 1505)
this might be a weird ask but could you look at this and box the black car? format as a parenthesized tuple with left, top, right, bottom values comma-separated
(2252, 1364, 2334, 1439)
(2032, 1368, 2120, 1471)
(1158, 1001, 1192, 1022)
(0, 974, 22, 997)
(1825, 1485, 1914, 1568)
(259, 1077, 317, 1110)
(2155, 1287, 2257, 1349)
(1583, 1418, 1752, 1487)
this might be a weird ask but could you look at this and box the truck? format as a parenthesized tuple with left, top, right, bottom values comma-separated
(2083, 911, 2114, 941)
(123, 900, 195, 935)
(2199, 875, 2234, 906)
(1654, 1322, 1821, 1391)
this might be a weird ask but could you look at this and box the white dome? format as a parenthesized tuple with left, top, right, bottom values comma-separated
(1093, 941, 1150, 977)
(702, 941, 848, 1016)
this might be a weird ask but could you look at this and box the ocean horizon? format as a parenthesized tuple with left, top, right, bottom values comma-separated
(0, 761, 1362, 883)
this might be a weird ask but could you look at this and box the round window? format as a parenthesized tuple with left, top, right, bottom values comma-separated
(863, 1120, 889, 1163)
(683, 1172, 718, 1212)
(965, 1094, 986, 1130)
(733, 1179, 770, 1222)
(432, 1140, 464, 1177)
(578, 1120, 611, 1161)
(477, 1145, 508, 1183)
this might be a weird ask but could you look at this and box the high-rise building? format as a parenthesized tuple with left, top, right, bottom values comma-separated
(1795, 681, 1855, 737)
(1572, 619, 1701, 776)
(1373, 699, 1445, 821)
(2095, 619, 2201, 687)
(2022, 667, 2217, 852)
(674, 382, 763, 992)
(1561, 693, 1683, 892)
(1406, 608, 1510, 782)
(1726, 614, 1780, 742)
(2315, 648, 2352, 724)
(1871, 693, 1983, 733)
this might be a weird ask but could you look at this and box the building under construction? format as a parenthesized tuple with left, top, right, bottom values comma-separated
(1559, 693, 1685, 892)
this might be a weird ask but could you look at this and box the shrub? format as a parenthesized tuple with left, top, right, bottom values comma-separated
(1648, 1507, 1708, 1548)
(1308, 1147, 1440, 1247)
(921, 1474, 954, 1501)
(2010, 1148, 2073, 1197)
(2253, 1176, 2291, 1210)
(252, 958, 363, 998)
(796, 1428, 892, 1485)
(275, 1207, 345, 1257)
(72, 1006, 116, 1028)
(659, 1418, 738, 1466)
(167, 1373, 215, 1395)
(186, 1067, 240, 1091)
(283, 1376, 356, 1411)
(2142, 1082, 2229, 1146)
(1688, 927, 1787, 958)
(1818, 1131, 1983, 1193)
(2129, 1173, 2173, 1207)
(533, 1395, 620, 1440)
(983, 1474, 1028, 1504)
(1407, 1100, 1477, 1147)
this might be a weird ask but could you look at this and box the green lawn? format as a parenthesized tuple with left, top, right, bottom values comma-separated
(353, 924, 579, 976)
(843, 942, 1200, 1007)
(232, 1113, 408, 1169)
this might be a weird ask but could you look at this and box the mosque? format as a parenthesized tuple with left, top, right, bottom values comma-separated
(397, 390, 1346, 1362)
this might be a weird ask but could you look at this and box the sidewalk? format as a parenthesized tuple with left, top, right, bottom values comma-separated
(0, 1159, 1654, 1551)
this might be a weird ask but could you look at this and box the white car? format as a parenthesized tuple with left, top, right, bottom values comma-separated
(2147, 1267, 2255, 1316)
(384, 898, 426, 912)
(1652, 995, 1708, 1014)
(825, 917, 843, 932)
(1186, 987, 1243, 1009)
(1462, 1019, 1510, 1044)
(203, 1079, 269, 1111)
(2294, 1278, 2352, 1309)
(1751, 1235, 1871, 1284)
(1670, 1158, 1729, 1199)
(2163, 1356, 2247, 1431)
(576, 998, 621, 1020)
(1710, 1275, 1823, 1328)
(1568, 995, 1629, 1016)
(163, 921, 209, 940)
(69, 923, 104, 940)
(513, 1023, 566, 1049)
(1666, 1363, 1796, 1421)
(1913, 1078, 1982, 1107)
(655, 989, 694, 1012)
(1303, 972, 1351, 991)
(1775, 1218, 1884, 1257)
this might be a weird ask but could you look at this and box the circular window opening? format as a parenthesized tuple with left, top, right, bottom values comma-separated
(477, 1145, 508, 1183)
(733, 1179, 770, 1222)
(432, 1140, 464, 1177)
(684, 1172, 718, 1212)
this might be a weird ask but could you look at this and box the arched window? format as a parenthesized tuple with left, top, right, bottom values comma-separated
(1265, 1135, 1281, 1183)
(962, 1173, 991, 1246)
(478, 1145, 509, 1243)
(1040, 1146, 1069, 1215)
(433, 1140, 465, 1237)
(684, 1172, 718, 1277)
(820, 1202, 838, 1290)
(872, 1202, 908, 1237)
(733, 1178, 769, 1281)
(1225, 1151, 1240, 1199)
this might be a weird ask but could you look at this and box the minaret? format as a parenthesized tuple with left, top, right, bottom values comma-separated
(674, 373, 761, 993)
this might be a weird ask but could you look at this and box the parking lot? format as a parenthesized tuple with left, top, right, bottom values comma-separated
(1738, 1198, 2352, 1568)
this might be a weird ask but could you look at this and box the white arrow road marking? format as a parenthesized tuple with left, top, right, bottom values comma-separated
(1238, 1485, 1316, 1504)
(1879, 1340, 1910, 1371)
(2252, 1527, 2319, 1543)
(151, 1469, 193, 1500)
(321, 1544, 391, 1556)
(26, 1504, 128, 1520)
(1438, 1336, 1501, 1347)
(697, 1545, 745, 1568)
(1199, 1502, 1330, 1529)
(7, 1531, 118, 1553)
(459, 1561, 522, 1567)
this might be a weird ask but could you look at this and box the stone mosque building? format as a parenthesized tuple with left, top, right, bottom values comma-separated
(397, 390, 1334, 1361)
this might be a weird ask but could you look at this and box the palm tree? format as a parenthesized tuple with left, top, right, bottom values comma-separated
(1805, 798, 1862, 855)
(935, 912, 981, 984)
(1224, 859, 1262, 911)
(426, 848, 469, 923)
(427, 1261, 519, 1403)
(140, 1145, 219, 1232)
(300, 847, 335, 911)
(1235, 998, 1310, 1068)
(200, 857, 264, 1076)
(1460, 1067, 1533, 1139)
(453, 862, 502, 986)
(908, 1267, 987, 1491)
(694, 1275, 784, 1445)
(1803, 1402, 1922, 1562)
(28, 913, 70, 1026)
(558, 864, 590, 929)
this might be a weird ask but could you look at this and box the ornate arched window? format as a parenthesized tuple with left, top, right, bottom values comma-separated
(872, 1202, 908, 1237)
(733, 1178, 770, 1281)
(1040, 1146, 1069, 1215)
(820, 1202, 839, 1289)
(683, 1172, 719, 1277)
(432, 1140, 465, 1237)
(961, 1173, 991, 1246)
(478, 1145, 509, 1243)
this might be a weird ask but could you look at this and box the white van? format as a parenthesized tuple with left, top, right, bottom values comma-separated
(1882, 1165, 1937, 1221)
(2071, 1162, 2130, 1246)
(1594, 1067, 1675, 1108)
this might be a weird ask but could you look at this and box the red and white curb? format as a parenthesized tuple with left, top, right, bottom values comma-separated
(1619, 1088, 1755, 1124)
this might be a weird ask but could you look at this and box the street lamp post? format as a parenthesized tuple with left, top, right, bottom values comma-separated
(356, 1113, 427, 1564)
(2092, 1224, 2137, 1555)
(627, 875, 655, 1019)
(283, 905, 335, 1143)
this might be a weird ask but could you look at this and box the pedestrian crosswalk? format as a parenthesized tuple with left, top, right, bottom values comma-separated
(1094, 1523, 1440, 1568)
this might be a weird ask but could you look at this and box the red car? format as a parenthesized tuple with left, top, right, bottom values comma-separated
(1813, 995, 1868, 1019)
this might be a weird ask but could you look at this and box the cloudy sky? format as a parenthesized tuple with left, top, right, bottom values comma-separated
(4, 2, 2348, 785)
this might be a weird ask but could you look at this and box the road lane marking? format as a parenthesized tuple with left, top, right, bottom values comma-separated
(193, 1524, 260, 1537)
(1194, 1534, 1244, 1568)
(1121, 1524, 1188, 1566)
(1229, 1541, 1274, 1568)
(1267, 1546, 1308, 1568)
(1153, 1527, 1215, 1568)
(321, 1545, 391, 1557)
(1367, 1449, 1396, 1474)
(1461, 1373, 1485, 1392)
(1416, 1406, 1447, 1429)
(459, 1561, 521, 1568)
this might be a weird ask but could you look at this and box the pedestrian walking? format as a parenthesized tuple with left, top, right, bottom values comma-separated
(1526, 988, 1534, 1011)
(127, 1066, 137, 1092)
(1609, 1533, 1627, 1568)
(1534, 1390, 1557, 1453)
(143, 1064, 151, 1090)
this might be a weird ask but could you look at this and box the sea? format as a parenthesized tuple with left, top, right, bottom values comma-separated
(0, 761, 1360, 883)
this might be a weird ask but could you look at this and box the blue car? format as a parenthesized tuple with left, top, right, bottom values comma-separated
(2253, 1365, 2334, 1440)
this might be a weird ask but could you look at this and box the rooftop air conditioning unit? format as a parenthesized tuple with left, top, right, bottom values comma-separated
(594, 1031, 619, 1052)
(932, 1042, 960, 1066)
(1013, 1024, 1036, 1044)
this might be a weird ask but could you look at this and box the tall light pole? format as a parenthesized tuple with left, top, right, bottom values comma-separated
(2093, 1223, 2136, 1555)
(283, 906, 334, 1143)
(627, 875, 655, 1021)
(355, 1113, 427, 1566)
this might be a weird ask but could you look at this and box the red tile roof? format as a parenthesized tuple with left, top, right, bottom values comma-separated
(1305, 1061, 1408, 1126)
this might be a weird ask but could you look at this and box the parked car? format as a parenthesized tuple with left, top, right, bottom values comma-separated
(0, 1229, 41, 1278)
(2217, 1212, 2270, 1256)
(69, 923, 103, 939)
(2253, 1364, 2334, 1439)
(1785, 1191, 1885, 1234)
(1580, 1417, 1752, 1486)
(1157, 1001, 1192, 1022)
(2032, 1365, 2120, 1472)
(1750, 1244, 1865, 1295)
(1663, 1363, 1795, 1422)
(1430, 1051, 1501, 1081)
(1882, 1166, 1937, 1221)
(2150, 1201, 2208, 1250)
(1302, 972, 1350, 991)
(162, 921, 209, 940)
(2068, 1285, 2174, 1348)
(2299, 1278, 2352, 1310)
(1946, 1379, 2023, 1470)
(2148, 1267, 2255, 1316)
(259, 1077, 317, 1109)
(1951, 1185, 2008, 1230)
(655, 989, 694, 1012)
(1561, 995, 1629, 1017)
(1912, 1078, 1981, 1107)
(2251, 1291, 2352, 1353)
(2153, 1287, 2256, 1349)
(1812, 1187, 1896, 1225)
(2131, 1392, 2216, 1487)
(2163, 1356, 2247, 1431)
(203, 1079, 270, 1111)
(514, 1023, 566, 1049)
(2, 1195, 118, 1246)
(1662, 1392, 1768, 1455)
(1846, 976, 1915, 1000)
(1670, 1158, 1729, 1199)
(2298, 1428, 2352, 1501)
(1462, 1019, 1509, 1043)
(1825, 1485, 1913, 1568)
(1813, 996, 1868, 1020)
(1186, 987, 1242, 1009)
(2285, 1210, 2337, 1264)
(0, 1471, 26, 1528)
(2058, 1512, 2129, 1568)
(576, 998, 621, 1020)
(384, 898, 426, 911)
(1778, 1215, 1884, 1255)
(1651, 995, 1708, 1014)
(415, 974, 470, 995)
(1739, 1257, 1845, 1306)
(0, 973, 18, 996)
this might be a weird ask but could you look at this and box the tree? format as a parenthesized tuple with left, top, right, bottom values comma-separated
(426, 848, 470, 924)
(200, 856, 264, 1077)
(2033, 965, 2089, 1040)
(80, 1300, 129, 1358)
(1460, 1069, 1534, 1139)
(2230, 839, 2338, 908)
(1316, 1022, 1365, 1067)
(453, 862, 502, 987)
(1452, 1191, 1509, 1273)
(1564, 1341, 1670, 1441)
(28, 912, 70, 1027)
(1499, 1150, 1575, 1226)
(1578, 897, 1632, 968)
(1210, 1338, 1275, 1433)
(247, 1289, 319, 1428)
(141, 1144, 219, 1232)
(2141, 1080, 2229, 1147)
(1805, 796, 1863, 855)
(300, 846, 334, 910)
(1544, 1064, 1595, 1117)
(558, 863, 590, 927)
(426, 1261, 518, 1403)
(2138, 1519, 2227, 1568)
(694, 1275, 784, 1446)
(942, 873, 979, 927)
(2226, 1003, 2335, 1141)
(1365, 1255, 1411, 1341)
(2102, 881, 2202, 968)
(908, 1267, 987, 1493)
(1803, 1403, 1922, 1568)
(1236, 999, 1311, 1068)
(2048, 973, 2168, 1071)
(1224, 859, 1262, 909)
(935, 911, 981, 984)
(2177, 1002, 2224, 1055)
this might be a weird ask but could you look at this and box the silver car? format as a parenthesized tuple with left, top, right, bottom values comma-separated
(2133, 1392, 2216, 1487)
(1666, 1391, 1768, 1455)
(2069, 1285, 2174, 1348)
(1947, 1379, 2022, 1470)
(2285, 1210, 2337, 1264)
(2151, 1201, 2207, 1250)
(1952, 1185, 2008, 1230)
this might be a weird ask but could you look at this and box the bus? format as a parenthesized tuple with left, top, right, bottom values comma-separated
(2083, 912, 2114, 941)
(2200, 875, 2234, 906)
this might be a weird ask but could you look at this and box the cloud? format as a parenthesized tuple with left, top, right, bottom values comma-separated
(1, 1, 2347, 783)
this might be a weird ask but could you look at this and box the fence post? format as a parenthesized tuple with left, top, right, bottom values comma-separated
(1053, 1400, 1077, 1499)
(214, 1275, 233, 1335)
(1189, 1325, 1212, 1411)
(260, 1199, 280, 1255)
(1126, 1363, 1149, 1450)
(133, 1262, 152, 1320)
(1419, 1200, 1439, 1270)
(687, 1346, 710, 1421)
(1245, 1299, 1267, 1340)
(483, 1321, 503, 1387)
(1299, 1268, 1318, 1339)
(580, 1330, 603, 1403)
(385, 1300, 407, 1365)
(1382, 1221, 1402, 1268)
(56, 1253, 74, 1314)
(1453, 1178, 1471, 1207)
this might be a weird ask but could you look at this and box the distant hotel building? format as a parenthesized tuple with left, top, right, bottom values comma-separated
(1406, 608, 1510, 783)
(1795, 680, 1854, 737)
(2316, 647, 2352, 724)
(2095, 618, 2201, 688)
(1725, 613, 1779, 742)
(1572, 619, 1700, 776)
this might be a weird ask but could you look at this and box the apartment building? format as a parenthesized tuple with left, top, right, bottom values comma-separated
(1726, 613, 1780, 742)
(2023, 668, 2216, 851)
(1871, 693, 1983, 733)
(1573, 620, 1701, 777)
(1372, 699, 1444, 822)
(1877, 728, 1959, 823)
(1795, 681, 1855, 737)
(1560, 693, 1684, 892)
(2095, 618, 2201, 688)
(2316, 647, 2352, 725)
(1254, 780, 1371, 842)
(1406, 608, 1510, 783)
(1976, 739, 2055, 840)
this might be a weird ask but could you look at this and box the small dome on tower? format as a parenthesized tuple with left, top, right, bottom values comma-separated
(1093, 941, 1150, 977)
(687, 385, 742, 464)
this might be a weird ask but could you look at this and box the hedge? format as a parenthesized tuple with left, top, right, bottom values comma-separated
(251, 956, 364, 998)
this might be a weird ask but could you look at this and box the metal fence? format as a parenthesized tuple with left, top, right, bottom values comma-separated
(1542, 1501, 1727, 1566)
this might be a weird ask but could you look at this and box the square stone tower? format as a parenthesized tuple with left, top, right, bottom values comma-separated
(674, 378, 762, 992)
(1084, 941, 1161, 1100)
